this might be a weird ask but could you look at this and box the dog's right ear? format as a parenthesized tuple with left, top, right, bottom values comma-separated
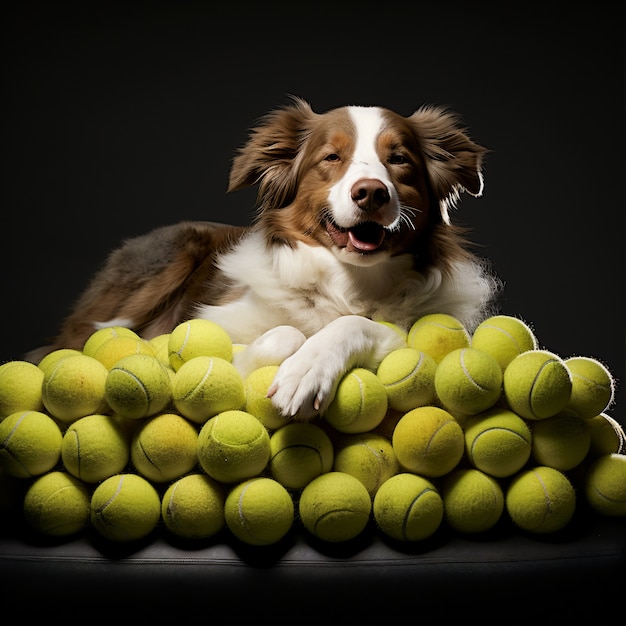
(228, 97, 315, 211)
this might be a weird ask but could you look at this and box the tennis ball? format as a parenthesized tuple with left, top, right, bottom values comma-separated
(505, 466, 576, 533)
(440, 468, 504, 533)
(464, 408, 532, 478)
(530, 410, 590, 471)
(372, 473, 443, 541)
(161, 473, 225, 539)
(23, 471, 91, 536)
(37, 349, 83, 376)
(197, 410, 271, 483)
(168, 319, 233, 371)
(377, 321, 409, 344)
(0, 360, 44, 416)
(586, 413, 625, 457)
(407, 313, 470, 363)
(224, 477, 294, 546)
(269, 422, 334, 489)
(41, 354, 109, 422)
(333, 433, 399, 496)
(564, 356, 615, 419)
(62, 413, 130, 483)
(503, 350, 573, 420)
(0, 410, 63, 478)
(376, 348, 437, 412)
(392, 406, 464, 477)
(82, 326, 140, 357)
(244, 365, 286, 430)
(104, 354, 172, 420)
(584, 453, 626, 516)
(471, 315, 538, 371)
(131, 413, 199, 483)
(323, 367, 388, 434)
(91, 473, 161, 542)
(434, 347, 503, 417)
(91, 335, 156, 369)
(299, 471, 372, 543)
(172, 356, 245, 424)
(148, 334, 172, 368)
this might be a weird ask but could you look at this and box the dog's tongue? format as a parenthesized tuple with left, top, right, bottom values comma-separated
(348, 222, 385, 251)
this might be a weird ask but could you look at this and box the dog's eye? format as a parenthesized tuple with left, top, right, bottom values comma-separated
(389, 153, 408, 165)
(324, 153, 341, 162)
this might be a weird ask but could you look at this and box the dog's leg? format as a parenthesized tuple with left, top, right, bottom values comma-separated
(267, 315, 406, 420)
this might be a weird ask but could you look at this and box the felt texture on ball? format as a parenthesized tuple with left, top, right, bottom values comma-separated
(440, 468, 504, 533)
(244, 365, 286, 430)
(0, 360, 45, 417)
(434, 347, 503, 417)
(168, 319, 233, 371)
(148, 334, 172, 368)
(0, 410, 63, 478)
(505, 466, 576, 533)
(464, 408, 532, 478)
(23, 471, 90, 537)
(323, 367, 388, 434)
(37, 349, 83, 377)
(372, 472, 443, 541)
(161, 473, 225, 539)
(172, 356, 245, 424)
(91, 473, 161, 542)
(376, 348, 437, 412)
(197, 410, 271, 483)
(584, 453, 626, 517)
(407, 313, 470, 364)
(392, 406, 464, 477)
(503, 350, 573, 420)
(333, 432, 399, 496)
(299, 471, 372, 543)
(224, 477, 294, 546)
(269, 422, 334, 490)
(82, 326, 140, 357)
(131, 413, 199, 483)
(470, 315, 538, 371)
(62, 413, 130, 483)
(564, 356, 615, 419)
(41, 354, 109, 423)
(586, 413, 625, 457)
(91, 335, 156, 369)
(104, 354, 172, 420)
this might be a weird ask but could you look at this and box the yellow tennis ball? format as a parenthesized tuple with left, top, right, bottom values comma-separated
(168, 318, 233, 371)
(37, 349, 83, 376)
(172, 356, 245, 424)
(298, 471, 372, 543)
(0, 360, 44, 416)
(372, 472, 443, 541)
(503, 350, 573, 420)
(91, 473, 161, 542)
(244, 365, 286, 430)
(407, 313, 470, 363)
(82, 326, 140, 357)
(470, 315, 538, 370)
(323, 367, 388, 434)
(530, 410, 590, 471)
(586, 413, 625, 457)
(333, 432, 399, 496)
(464, 408, 532, 478)
(584, 453, 626, 517)
(376, 320, 409, 344)
(23, 470, 90, 537)
(224, 477, 294, 546)
(0, 410, 63, 478)
(505, 466, 576, 533)
(434, 347, 503, 417)
(564, 356, 616, 419)
(440, 468, 504, 533)
(197, 410, 271, 483)
(376, 348, 437, 412)
(161, 473, 225, 539)
(148, 334, 173, 368)
(91, 335, 156, 369)
(62, 413, 131, 483)
(104, 354, 172, 420)
(41, 354, 109, 423)
(131, 413, 199, 483)
(392, 406, 464, 477)
(269, 422, 334, 490)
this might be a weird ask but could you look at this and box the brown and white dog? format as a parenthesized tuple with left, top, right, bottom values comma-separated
(36, 97, 499, 419)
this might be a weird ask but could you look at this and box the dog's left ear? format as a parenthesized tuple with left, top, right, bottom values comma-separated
(410, 106, 489, 224)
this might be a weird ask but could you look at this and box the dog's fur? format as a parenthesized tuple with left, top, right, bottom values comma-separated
(34, 97, 500, 419)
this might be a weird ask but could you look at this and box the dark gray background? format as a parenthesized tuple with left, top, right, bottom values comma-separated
(2, 2, 623, 414)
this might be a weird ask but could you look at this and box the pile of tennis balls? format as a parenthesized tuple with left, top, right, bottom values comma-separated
(0, 314, 624, 547)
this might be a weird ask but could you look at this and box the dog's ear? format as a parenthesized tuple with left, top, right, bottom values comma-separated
(228, 97, 314, 210)
(409, 106, 489, 224)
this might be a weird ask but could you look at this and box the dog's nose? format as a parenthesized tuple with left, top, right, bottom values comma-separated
(351, 178, 390, 212)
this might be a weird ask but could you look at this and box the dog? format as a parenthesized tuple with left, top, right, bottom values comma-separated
(33, 97, 500, 420)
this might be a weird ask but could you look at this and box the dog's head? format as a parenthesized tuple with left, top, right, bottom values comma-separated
(228, 97, 487, 268)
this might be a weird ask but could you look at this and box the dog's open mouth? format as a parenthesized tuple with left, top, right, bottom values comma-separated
(325, 220, 386, 253)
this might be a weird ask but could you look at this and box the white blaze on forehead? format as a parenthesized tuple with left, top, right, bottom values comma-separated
(346, 106, 388, 178)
